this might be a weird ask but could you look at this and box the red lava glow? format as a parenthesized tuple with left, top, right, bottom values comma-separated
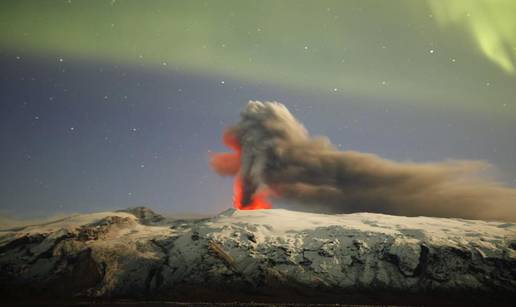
(233, 175, 272, 210)
(220, 130, 272, 210)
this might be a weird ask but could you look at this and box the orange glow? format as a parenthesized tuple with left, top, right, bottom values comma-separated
(220, 130, 272, 210)
(233, 175, 272, 210)
(223, 129, 241, 151)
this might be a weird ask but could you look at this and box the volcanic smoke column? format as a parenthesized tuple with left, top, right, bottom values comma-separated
(210, 101, 516, 220)
(210, 119, 272, 210)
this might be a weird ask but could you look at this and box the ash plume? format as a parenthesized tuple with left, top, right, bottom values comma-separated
(211, 101, 516, 221)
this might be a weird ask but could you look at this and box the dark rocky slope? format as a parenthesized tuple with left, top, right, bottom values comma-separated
(0, 208, 515, 305)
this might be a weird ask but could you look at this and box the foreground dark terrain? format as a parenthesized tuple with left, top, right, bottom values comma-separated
(1, 207, 515, 306)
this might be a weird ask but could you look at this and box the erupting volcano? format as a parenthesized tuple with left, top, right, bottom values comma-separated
(209, 101, 516, 221)
(211, 129, 272, 210)
(233, 176, 272, 210)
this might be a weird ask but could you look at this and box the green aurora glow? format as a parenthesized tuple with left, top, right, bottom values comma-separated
(429, 0, 516, 74)
(1, 0, 515, 116)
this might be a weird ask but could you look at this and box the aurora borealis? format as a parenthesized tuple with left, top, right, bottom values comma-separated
(429, 0, 516, 74)
(2, 0, 516, 114)
(0, 0, 515, 216)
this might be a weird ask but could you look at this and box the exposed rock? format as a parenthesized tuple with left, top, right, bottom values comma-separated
(77, 215, 135, 241)
(117, 207, 165, 225)
(387, 237, 421, 276)
(0, 208, 515, 305)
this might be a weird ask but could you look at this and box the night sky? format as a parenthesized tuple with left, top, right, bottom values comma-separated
(1, 0, 515, 217)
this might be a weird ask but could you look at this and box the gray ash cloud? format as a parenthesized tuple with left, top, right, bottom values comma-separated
(211, 101, 516, 221)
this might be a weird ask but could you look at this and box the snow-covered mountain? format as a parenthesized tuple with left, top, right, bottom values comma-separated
(1, 207, 515, 305)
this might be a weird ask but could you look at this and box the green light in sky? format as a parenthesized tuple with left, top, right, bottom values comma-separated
(1, 0, 515, 117)
(429, 0, 516, 74)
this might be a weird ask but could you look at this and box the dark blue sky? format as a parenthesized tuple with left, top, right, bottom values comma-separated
(2, 1, 516, 217)
(1, 52, 515, 216)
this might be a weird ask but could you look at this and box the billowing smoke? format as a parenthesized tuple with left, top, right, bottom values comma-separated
(211, 101, 516, 221)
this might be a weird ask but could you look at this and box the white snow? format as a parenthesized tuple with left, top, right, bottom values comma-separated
(1, 207, 515, 298)
(209, 208, 515, 243)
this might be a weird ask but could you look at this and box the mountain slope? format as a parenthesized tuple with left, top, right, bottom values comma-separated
(0, 207, 515, 304)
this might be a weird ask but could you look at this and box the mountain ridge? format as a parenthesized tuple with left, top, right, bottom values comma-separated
(0, 207, 515, 305)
